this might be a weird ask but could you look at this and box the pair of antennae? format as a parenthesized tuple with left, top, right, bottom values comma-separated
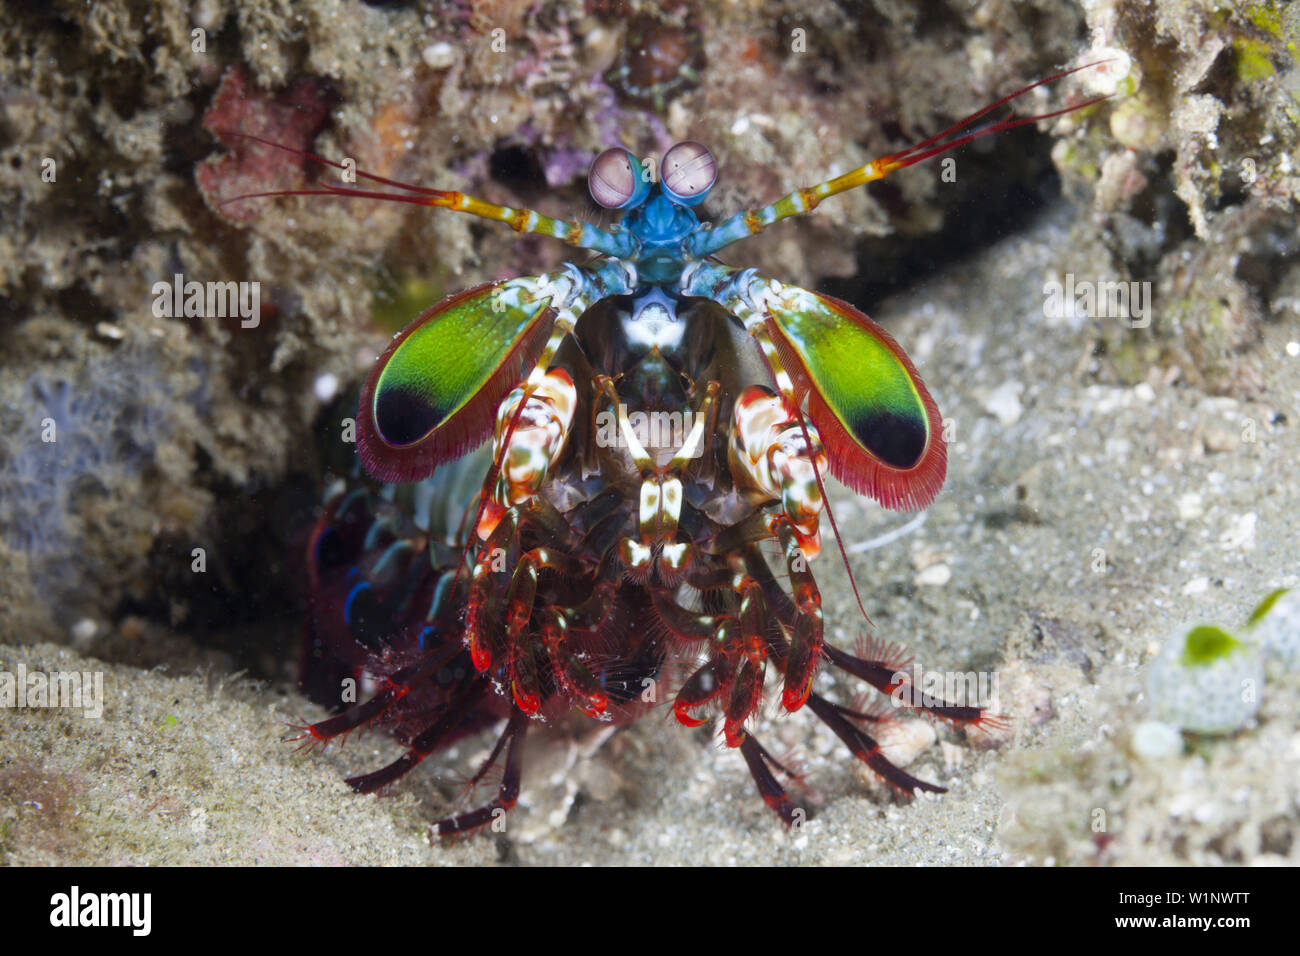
(214, 61, 1111, 256)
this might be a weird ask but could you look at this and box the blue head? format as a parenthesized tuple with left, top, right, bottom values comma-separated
(587, 143, 719, 286)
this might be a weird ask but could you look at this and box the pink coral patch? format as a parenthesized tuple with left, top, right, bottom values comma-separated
(197, 66, 335, 223)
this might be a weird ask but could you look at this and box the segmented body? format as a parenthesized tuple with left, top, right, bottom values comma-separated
(304, 278, 879, 833)
(222, 65, 1110, 836)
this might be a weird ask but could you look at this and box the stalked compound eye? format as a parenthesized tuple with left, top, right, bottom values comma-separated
(588, 148, 651, 210)
(660, 141, 716, 207)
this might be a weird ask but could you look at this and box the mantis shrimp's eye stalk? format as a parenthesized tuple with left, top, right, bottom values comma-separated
(661, 141, 716, 207)
(589, 148, 651, 210)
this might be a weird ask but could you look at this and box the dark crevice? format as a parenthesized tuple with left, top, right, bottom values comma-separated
(820, 124, 1062, 305)
(489, 144, 549, 201)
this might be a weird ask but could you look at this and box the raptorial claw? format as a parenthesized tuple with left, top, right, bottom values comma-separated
(731, 384, 828, 555)
(480, 368, 578, 537)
